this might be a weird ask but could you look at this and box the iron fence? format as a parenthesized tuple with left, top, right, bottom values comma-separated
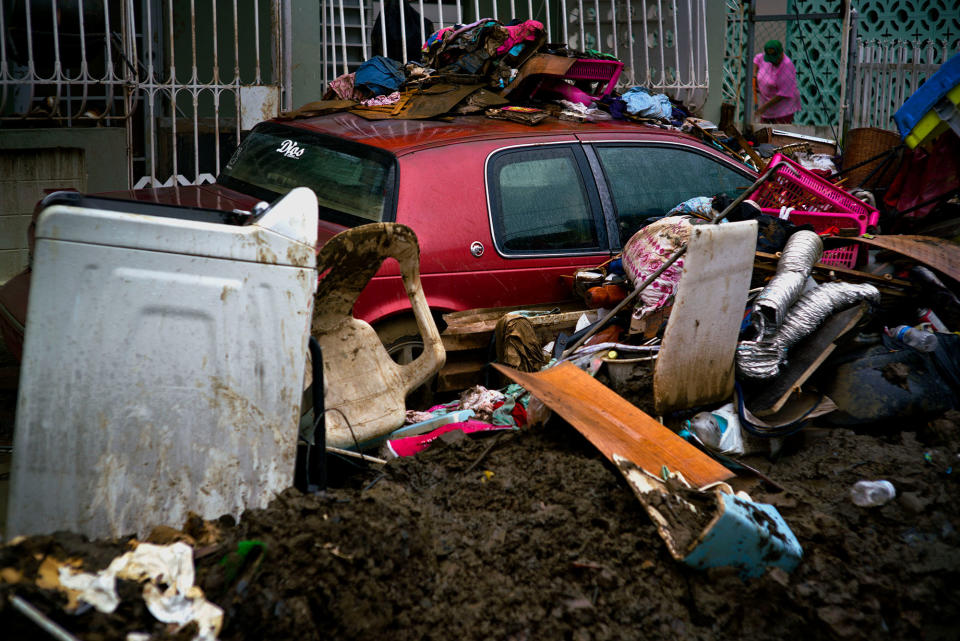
(0, 0, 285, 189)
(318, 0, 710, 110)
(850, 38, 960, 131)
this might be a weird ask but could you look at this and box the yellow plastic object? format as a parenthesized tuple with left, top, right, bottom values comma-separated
(312, 223, 445, 449)
(904, 83, 960, 149)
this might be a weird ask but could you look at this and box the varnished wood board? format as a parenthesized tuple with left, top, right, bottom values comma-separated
(494, 362, 734, 487)
(847, 235, 960, 282)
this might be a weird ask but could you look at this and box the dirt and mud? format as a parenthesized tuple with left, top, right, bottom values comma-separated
(1, 410, 959, 641)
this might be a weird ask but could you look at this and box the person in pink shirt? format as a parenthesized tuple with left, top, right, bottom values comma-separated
(753, 40, 802, 124)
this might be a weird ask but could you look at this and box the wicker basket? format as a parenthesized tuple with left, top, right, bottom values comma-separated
(842, 127, 902, 189)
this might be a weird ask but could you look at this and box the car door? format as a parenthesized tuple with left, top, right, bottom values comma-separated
(580, 139, 758, 247)
(356, 137, 611, 323)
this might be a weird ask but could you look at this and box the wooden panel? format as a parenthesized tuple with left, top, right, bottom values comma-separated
(653, 221, 758, 414)
(494, 363, 733, 487)
(754, 251, 914, 291)
(848, 235, 960, 282)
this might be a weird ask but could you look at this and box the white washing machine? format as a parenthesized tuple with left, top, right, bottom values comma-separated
(7, 187, 318, 540)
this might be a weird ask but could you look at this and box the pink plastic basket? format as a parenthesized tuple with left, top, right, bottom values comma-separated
(564, 59, 624, 100)
(750, 154, 879, 221)
(761, 208, 867, 269)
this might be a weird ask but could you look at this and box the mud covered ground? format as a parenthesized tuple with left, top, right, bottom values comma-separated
(1, 410, 959, 641)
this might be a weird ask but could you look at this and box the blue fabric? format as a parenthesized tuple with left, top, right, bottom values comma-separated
(622, 86, 673, 119)
(667, 196, 714, 218)
(355, 56, 405, 97)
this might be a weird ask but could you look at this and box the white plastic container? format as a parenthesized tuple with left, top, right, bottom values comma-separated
(850, 480, 896, 507)
(7, 188, 318, 540)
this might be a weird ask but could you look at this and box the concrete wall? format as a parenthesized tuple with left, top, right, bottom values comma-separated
(701, 0, 727, 124)
(290, 1, 325, 109)
(0, 127, 127, 283)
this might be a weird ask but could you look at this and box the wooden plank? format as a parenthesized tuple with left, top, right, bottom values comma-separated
(845, 235, 960, 282)
(653, 221, 758, 414)
(442, 301, 584, 329)
(443, 309, 585, 336)
(747, 303, 867, 416)
(754, 251, 913, 295)
(494, 363, 734, 487)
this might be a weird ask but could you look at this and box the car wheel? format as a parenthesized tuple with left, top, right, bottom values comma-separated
(376, 315, 441, 410)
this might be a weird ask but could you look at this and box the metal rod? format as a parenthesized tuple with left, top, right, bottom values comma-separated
(327, 446, 387, 465)
(561, 0, 569, 47)
(670, 0, 680, 88)
(593, 0, 601, 52)
(561, 160, 792, 357)
(233, 0, 240, 146)
(10, 595, 81, 641)
(641, 0, 650, 85)
(610, 0, 617, 60)
(577, 0, 585, 50)
(379, 0, 387, 60)
(168, 0, 178, 180)
(190, 0, 199, 182)
(361, 0, 369, 61)
(338, 0, 348, 73)
(399, 0, 407, 64)
(626, 0, 635, 84)
(254, 0, 262, 83)
(329, 0, 338, 80)
(418, 0, 425, 57)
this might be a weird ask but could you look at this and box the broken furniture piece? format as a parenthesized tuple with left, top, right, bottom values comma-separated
(7, 188, 319, 540)
(615, 456, 802, 577)
(312, 223, 445, 449)
(499, 53, 623, 102)
(652, 219, 758, 414)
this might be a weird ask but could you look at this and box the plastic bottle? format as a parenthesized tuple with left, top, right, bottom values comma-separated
(850, 480, 896, 507)
(885, 325, 938, 352)
(684, 404, 744, 455)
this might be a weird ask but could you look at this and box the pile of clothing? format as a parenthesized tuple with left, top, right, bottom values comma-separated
(280, 16, 689, 128)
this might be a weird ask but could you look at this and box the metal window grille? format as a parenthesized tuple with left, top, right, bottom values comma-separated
(2, 0, 710, 191)
(0, 0, 285, 189)
(319, 0, 710, 109)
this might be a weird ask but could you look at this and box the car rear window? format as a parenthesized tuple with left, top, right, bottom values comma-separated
(218, 122, 397, 227)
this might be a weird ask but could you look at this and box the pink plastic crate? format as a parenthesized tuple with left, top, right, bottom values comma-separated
(761, 208, 867, 268)
(564, 59, 624, 100)
(750, 154, 879, 221)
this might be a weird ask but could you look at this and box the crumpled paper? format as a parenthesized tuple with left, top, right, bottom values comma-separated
(59, 542, 223, 641)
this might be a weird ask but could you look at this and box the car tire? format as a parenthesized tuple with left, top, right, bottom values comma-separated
(375, 314, 442, 410)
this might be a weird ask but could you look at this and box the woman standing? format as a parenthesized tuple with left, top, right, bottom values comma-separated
(753, 40, 802, 124)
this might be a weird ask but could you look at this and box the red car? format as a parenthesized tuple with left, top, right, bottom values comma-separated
(0, 114, 756, 361)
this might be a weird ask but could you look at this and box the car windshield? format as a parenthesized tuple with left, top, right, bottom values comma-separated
(218, 122, 397, 227)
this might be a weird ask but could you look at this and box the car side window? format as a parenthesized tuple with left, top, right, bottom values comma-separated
(489, 146, 602, 254)
(594, 144, 753, 244)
